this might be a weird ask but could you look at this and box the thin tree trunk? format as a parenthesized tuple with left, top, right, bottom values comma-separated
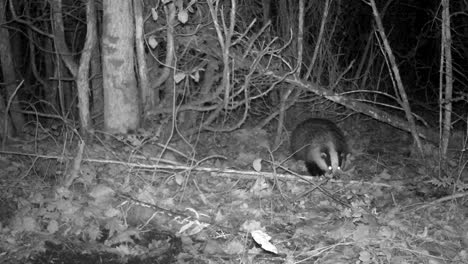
(76, 0, 97, 137)
(44, 37, 59, 112)
(369, 0, 423, 155)
(133, 0, 150, 112)
(49, 0, 78, 76)
(91, 34, 103, 120)
(49, 0, 78, 119)
(276, 0, 304, 146)
(440, 0, 453, 159)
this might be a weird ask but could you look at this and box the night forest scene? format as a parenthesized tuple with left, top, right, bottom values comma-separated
(0, 0, 467, 263)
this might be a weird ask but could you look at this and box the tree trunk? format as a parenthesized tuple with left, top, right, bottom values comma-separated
(0, 0, 26, 136)
(0, 92, 14, 142)
(102, 0, 140, 133)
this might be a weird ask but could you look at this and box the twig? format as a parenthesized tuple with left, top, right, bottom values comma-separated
(0, 149, 392, 189)
(413, 191, 468, 212)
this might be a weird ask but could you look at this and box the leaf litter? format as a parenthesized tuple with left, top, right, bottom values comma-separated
(0, 127, 467, 263)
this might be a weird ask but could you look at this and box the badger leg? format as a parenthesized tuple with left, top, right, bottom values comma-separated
(338, 152, 347, 171)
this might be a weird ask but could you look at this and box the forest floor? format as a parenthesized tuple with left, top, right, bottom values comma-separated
(0, 119, 467, 264)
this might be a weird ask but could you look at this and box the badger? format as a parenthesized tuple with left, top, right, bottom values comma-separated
(290, 118, 349, 176)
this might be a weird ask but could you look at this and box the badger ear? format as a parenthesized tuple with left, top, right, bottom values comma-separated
(320, 152, 328, 159)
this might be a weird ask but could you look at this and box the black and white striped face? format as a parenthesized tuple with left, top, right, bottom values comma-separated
(291, 118, 349, 176)
(307, 142, 342, 175)
(323, 142, 342, 173)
